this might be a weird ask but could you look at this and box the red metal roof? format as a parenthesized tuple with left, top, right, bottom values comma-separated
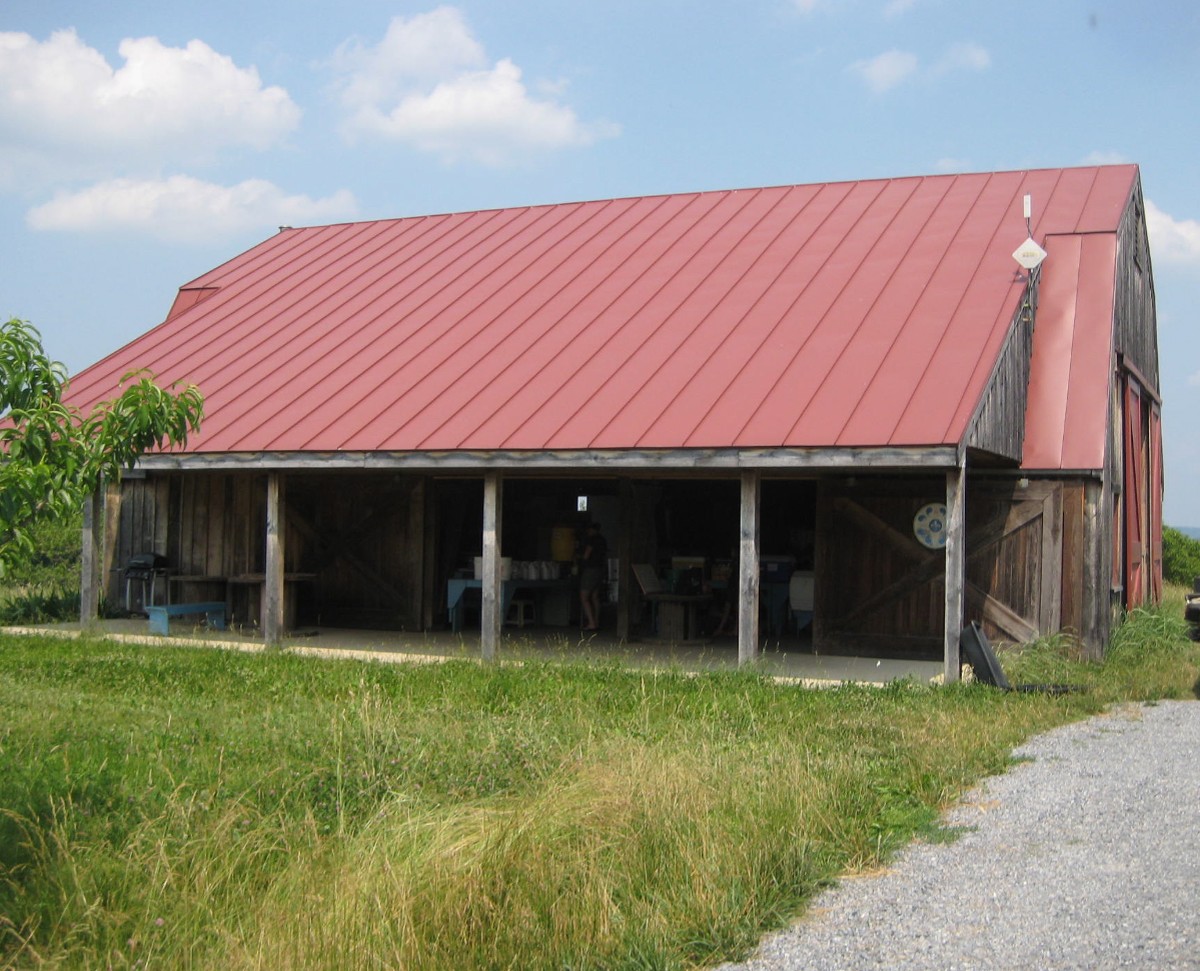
(1021, 233, 1119, 470)
(66, 164, 1138, 465)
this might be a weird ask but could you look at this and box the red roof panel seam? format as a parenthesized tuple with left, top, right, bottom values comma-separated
(208, 206, 543, 447)
(899, 172, 1033, 444)
(570, 188, 827, 448)
(383, 196, 672, 449)
(732, 178, 894, 443)
(514, 192, 755, 447)
(270, 204, 580, 449)
(528, 189, 777, 447)
(464, 192, 726, 449)
(166, 210, 513, 444)
(777, 175, 944, 443)
(674, 181, 860, 445)
(605, 187, 830, 446)
(668, 186, 831, 445)
(592, 188, 828, 447)
(830, 174, 982, 444)
(330, 199, 640, 450)
(140, 219, 450, 437)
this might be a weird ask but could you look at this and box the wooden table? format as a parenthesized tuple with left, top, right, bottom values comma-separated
(646, 593, 711, 643)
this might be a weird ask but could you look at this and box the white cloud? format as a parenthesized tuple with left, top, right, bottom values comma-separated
(1146, 199, 1200, 266)
(26, 176, 357, 243)
(333, 6, 485, 104)
(935, 42, 990, 73)
(331, 7, 618, 165)
(850, 41, 990, 93)
(935, 157, 972, 173)
(0, 28, 300, 180)
(850, 50, 919, 93)
(346, 59, 618, 165)
(1081, 149, 1131, 166)
(883, 0, 919, 17)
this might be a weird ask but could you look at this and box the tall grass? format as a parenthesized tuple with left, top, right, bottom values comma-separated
(1, 598, 1195, 970)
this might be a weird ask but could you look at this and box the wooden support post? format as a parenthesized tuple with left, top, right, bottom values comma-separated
(738, 470, 761, 666)
(1080, 478, 1108, 660)
(943, 455, 967, 683)
(421, 476, 438, 632)
(481, 472, 503, 662)
(616, 478, 633, 641)
(264, 472, 286, 645)
(80, 487, 103, 628)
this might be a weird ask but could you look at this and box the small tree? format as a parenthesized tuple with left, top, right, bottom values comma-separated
(1163, 526, 1200, 589)
(0, 317, 203, 575)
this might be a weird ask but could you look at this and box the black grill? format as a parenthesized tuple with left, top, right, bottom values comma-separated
(122, 553, 170, 612)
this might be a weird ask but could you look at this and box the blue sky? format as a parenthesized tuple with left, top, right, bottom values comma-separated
(3, 1, 1199, 524)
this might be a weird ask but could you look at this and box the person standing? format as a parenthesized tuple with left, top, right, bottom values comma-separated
(579, 522, 607, 631)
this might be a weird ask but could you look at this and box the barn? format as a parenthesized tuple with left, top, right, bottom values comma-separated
(71, 163, 1162, 679)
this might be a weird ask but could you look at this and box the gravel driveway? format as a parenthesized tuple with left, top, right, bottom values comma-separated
(717, 701, 1200, 971)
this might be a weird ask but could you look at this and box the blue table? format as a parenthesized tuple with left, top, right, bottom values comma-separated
(447, 578, 573, 632)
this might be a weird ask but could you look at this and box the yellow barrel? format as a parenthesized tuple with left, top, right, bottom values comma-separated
(551, 526, 576, 562)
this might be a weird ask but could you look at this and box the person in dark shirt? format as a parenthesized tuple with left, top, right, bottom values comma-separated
(579, 522, 607, 631)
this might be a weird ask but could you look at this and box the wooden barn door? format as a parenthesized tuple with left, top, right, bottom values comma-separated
(965, 481, 1063, 645)
(1149, 403, 1164, 603)
(815, 478, 1065, 654)
(1122, 377, 1150, 607)
(815, 483, 947, 658)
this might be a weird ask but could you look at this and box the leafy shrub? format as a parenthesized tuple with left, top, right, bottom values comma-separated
(1163, 526, 1200, 589)
(0, 511, 84, 623)
(2, 509, 82, 590)
(0, 585, 81, 624)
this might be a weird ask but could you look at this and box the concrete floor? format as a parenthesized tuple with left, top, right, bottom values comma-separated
(8, 618, 945, 686)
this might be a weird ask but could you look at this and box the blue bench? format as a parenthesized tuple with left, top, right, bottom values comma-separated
(145, 602, 227, 636)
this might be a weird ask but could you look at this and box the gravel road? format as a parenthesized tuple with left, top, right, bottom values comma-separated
(716, 701, 1200, 971)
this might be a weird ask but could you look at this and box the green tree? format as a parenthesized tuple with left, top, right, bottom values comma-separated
(0, 317, 203, 575)
(1163, 526, 1200, 588)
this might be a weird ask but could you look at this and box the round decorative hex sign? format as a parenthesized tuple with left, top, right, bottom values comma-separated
(913, 502, 948, 550)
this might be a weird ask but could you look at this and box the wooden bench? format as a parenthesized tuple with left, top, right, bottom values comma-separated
(146, 602, 228, 636)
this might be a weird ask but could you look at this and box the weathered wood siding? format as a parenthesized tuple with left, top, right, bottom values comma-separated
(964, 479, 1062, 646)
(816, 475, 1081, 658)
(1113, 180, 1159, 390)
(287, 473, 426, 630)
(110, 471, 426, 630)
(815, 477, 949, 658)
(966, 297, 1034, 461)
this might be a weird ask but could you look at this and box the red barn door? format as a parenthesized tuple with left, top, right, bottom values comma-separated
(1149, 403, 1164, 602)
(1122, 379, 1145, 606)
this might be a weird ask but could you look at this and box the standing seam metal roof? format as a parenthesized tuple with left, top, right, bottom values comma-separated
(67, 164, 1138, 465)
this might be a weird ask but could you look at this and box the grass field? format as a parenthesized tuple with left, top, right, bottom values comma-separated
(1, 592, 1196, 970)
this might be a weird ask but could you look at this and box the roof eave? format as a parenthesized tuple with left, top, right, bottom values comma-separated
(131, 444, 963, 475)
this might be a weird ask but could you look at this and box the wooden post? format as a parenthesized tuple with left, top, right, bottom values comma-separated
(616, 478, 633, 641)
(80, 487, 103, 628)
(943, 455, 967, 683)
(1080, 478, 1107, 660)
(738, 470, 761, 666)
(421, 476, 437, 632)
(481, 472, 503, 662)
(264, 472, 285, 645)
